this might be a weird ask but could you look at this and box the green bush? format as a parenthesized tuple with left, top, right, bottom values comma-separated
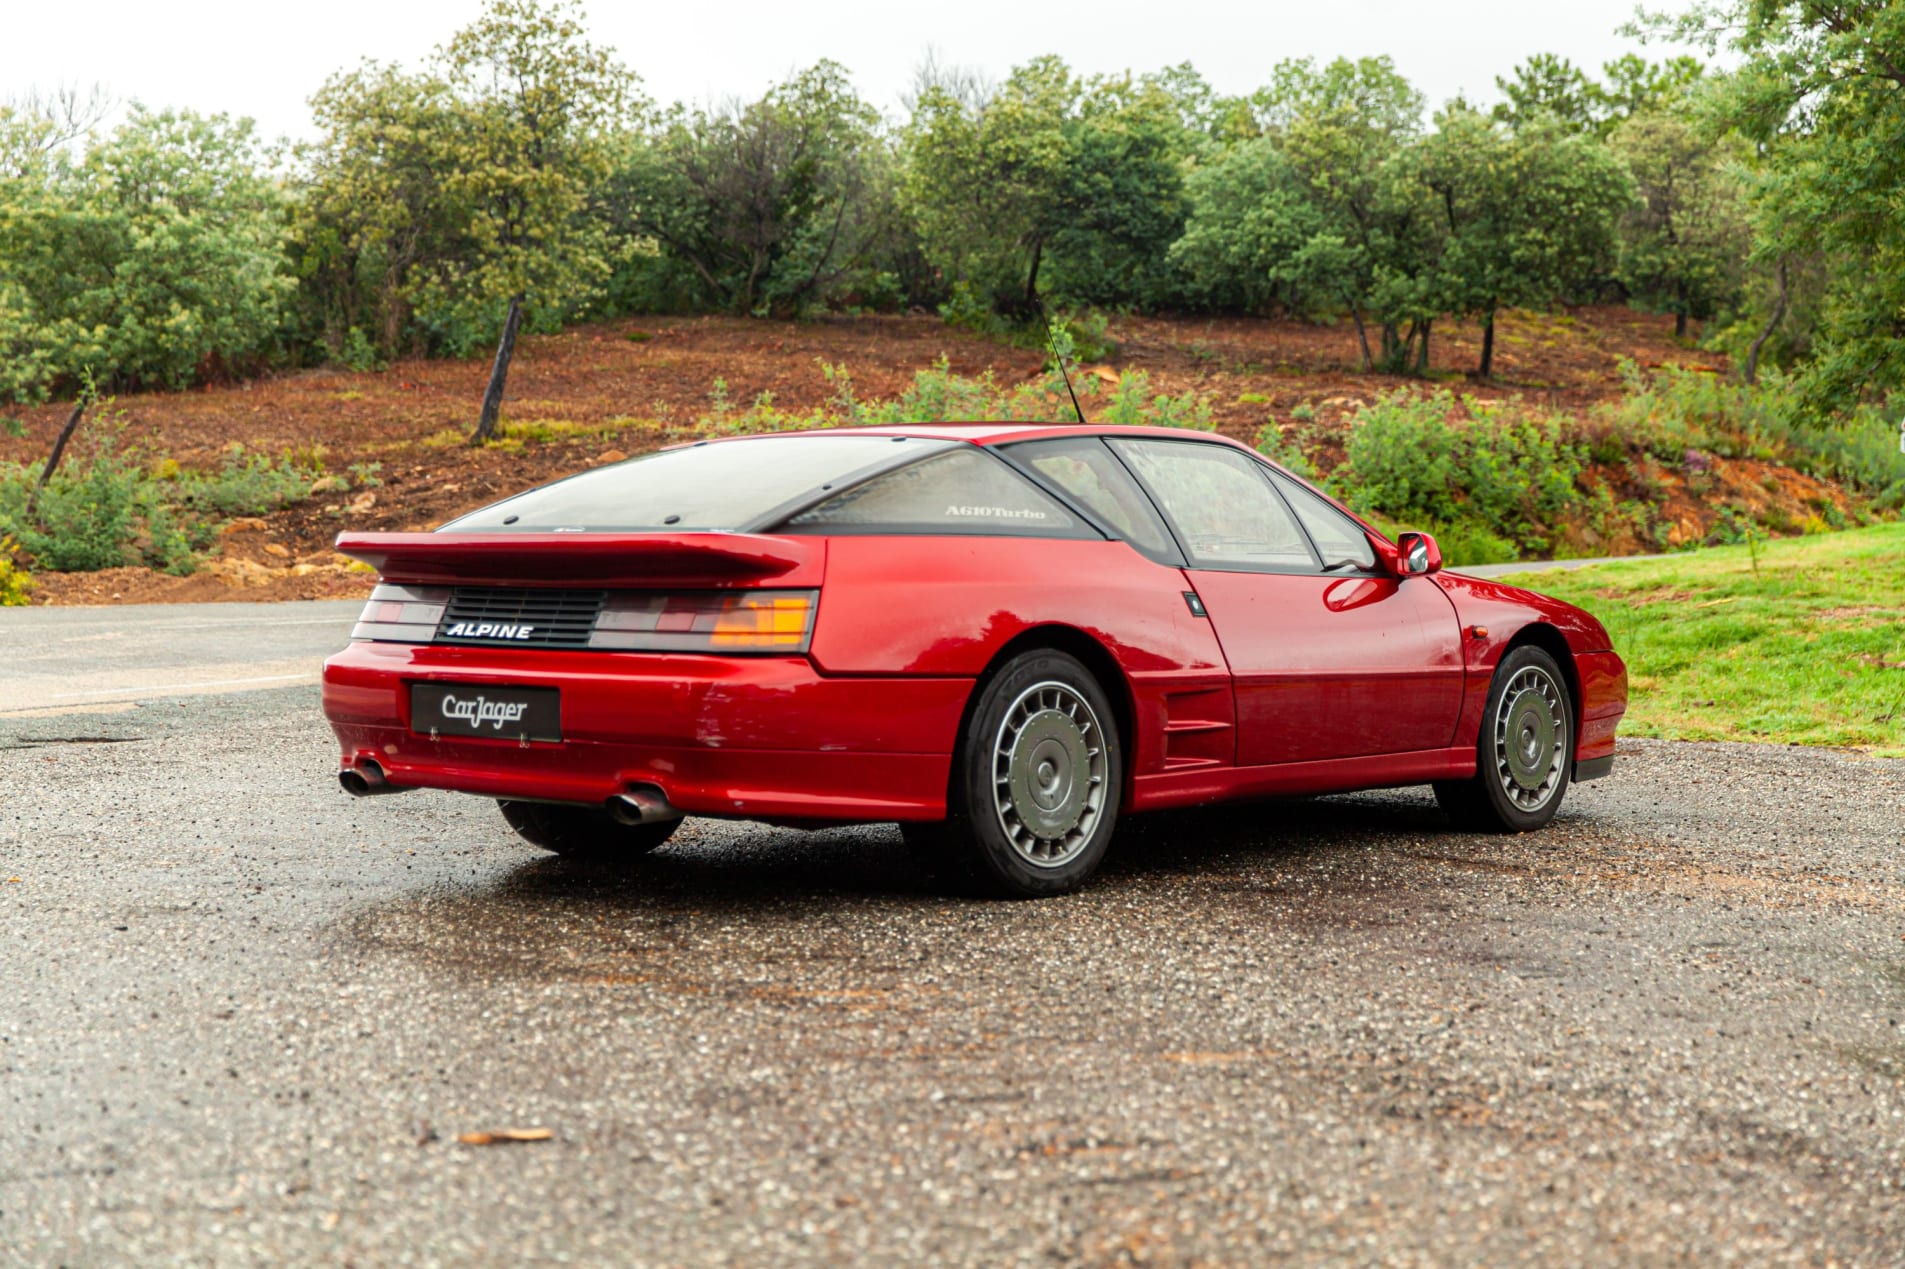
(1599, 362, 1905, 509)
(0, 536, 33, 605)
(1329, 390, 1585, 556)
(0, 423, 320, 574)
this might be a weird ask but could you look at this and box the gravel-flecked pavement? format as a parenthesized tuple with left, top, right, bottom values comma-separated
(2, 687, 1902, 1265)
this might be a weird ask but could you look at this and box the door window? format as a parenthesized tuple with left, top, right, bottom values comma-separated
(1269, 470, 1378, 572)
(1111, 439, 1317, 571)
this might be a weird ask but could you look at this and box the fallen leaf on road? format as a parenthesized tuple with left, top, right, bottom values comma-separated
(458, 1128, 553, 1145)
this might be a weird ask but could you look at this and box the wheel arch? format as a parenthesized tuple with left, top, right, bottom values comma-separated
(1503, 621, 1581, 727)
(949, 624, 1138, 805)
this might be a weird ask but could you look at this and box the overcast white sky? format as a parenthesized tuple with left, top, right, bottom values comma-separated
(6, 0, 1698, 142)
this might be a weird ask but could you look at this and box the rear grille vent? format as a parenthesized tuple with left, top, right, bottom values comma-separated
(435, 587, 607, 649)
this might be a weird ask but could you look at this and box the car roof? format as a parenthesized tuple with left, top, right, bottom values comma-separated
(707, 422, 1261, 450)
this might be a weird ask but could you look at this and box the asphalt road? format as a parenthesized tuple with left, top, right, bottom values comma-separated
(4, 672, 1903, 1264)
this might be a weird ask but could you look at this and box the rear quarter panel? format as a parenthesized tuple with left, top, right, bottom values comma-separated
(810, 535, 1235, 780)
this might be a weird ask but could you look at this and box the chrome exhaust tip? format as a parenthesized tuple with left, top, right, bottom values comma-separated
(606, 784, 680, 826)
(339, 758, 408, 797)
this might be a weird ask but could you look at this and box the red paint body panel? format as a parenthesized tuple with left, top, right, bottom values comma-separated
(323, 640, 963, 820)
(811, 535, 1236, 784)
(320, 424, 1629, 827)
(1434, 571, 1627, 765)
(1187, 570, 1464, 763)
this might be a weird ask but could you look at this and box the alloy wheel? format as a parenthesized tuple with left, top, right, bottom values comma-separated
(989, 680, 1109, 868)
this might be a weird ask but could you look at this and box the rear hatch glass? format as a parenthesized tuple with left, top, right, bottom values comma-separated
(441, 434, 955, 533)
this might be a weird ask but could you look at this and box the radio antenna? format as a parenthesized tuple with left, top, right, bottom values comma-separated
(1036, 297, 1088, 425)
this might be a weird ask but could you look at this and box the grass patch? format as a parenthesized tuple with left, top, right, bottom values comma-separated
(1512, 523, 1905, 755)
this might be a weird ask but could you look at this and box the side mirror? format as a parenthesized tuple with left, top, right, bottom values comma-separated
(1396, 531, 1443, 577)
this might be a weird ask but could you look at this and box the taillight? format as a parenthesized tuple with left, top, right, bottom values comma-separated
(590, 589, 818, 652)
(351, 584, 451, 643)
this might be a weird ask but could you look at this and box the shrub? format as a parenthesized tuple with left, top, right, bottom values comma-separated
(1599, 362, 1905, 508)
(0, 536, 33, 605)
(0, 422, 320, 574)
(1329, 390, 1585, 556)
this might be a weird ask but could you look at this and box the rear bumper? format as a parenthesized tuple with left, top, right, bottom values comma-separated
(321, 641, 970, 822)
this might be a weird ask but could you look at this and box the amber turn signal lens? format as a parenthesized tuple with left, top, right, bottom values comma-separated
(709, 593, 814, 647)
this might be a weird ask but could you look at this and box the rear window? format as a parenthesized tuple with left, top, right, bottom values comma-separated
(784, 447, 1089, 537)
(440, 435, 951, 532)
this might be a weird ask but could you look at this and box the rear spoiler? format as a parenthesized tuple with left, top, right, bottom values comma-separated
(333, 532, 824, 588)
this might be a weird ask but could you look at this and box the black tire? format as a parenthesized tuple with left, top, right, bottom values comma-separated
(497, 800, 680, 860)
(1434, 645, 1575, 833)
(914, 649, 1124, 898)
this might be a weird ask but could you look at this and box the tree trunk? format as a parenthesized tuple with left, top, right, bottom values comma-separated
(1022, 239, 1044, 315)
(1478, 311, 1497, 379)
(1415, 319, 1432, 375)
(472, 295, 526, 446)
(1743, 260, 1789, 387)
(1347, 306, 1374, 372)
(27, 400, 86, 519)
(1674, 310, 1689, 339)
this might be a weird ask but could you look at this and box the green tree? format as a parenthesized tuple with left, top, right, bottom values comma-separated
(0, 106, 290, 403)
(903, 56, 1193, 316)
(620, 62, 892, 316)
(1609, 110, 1751, 337)
(298, 0, 637, 440)
(1415, 108, 1633, 376)
(1652, 1, 1905, 415)
(1493, 54, 1604, 133)
(434, 0, 637, 443)
(1262, 57, 1442, 371)
(1495, 53, 1707, 136)
(1169, 138, 1326, 313)
(292, 62, 465, 360)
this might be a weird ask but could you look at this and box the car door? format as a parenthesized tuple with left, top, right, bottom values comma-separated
(1109, 437, 1464, 766)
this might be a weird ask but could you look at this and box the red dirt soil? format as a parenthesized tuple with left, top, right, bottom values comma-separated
(0, 306, 1803, 607)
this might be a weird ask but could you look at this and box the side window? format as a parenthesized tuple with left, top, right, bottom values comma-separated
(1269, 470, 1378, 571)
(1006, 437, 1176, 559)
(1111, 439, 1317, 571)
(784, 447, 1087, 537)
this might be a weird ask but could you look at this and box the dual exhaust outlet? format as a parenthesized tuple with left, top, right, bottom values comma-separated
(338, 757, 679, 825)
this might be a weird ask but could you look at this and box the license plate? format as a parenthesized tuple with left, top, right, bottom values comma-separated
(410, 683, 561, 742)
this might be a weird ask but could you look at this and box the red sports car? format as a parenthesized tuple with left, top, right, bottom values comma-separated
(323, 424, 1626, 896)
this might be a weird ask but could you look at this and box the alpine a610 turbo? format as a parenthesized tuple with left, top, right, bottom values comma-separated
(322, 424, 1626, 897)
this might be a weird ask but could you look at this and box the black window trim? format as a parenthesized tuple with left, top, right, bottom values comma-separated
(994, 436, 1186, 567)
(764, 439, 1106, 542)
(1104, 434, 1338, 577)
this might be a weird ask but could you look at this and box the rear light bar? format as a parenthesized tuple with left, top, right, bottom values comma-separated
(352, 584, 451, 643)
(350, 584, 818, 653)
(590, 590, 818, 652)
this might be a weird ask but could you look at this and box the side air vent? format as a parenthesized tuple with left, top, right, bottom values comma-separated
(435, 587, 607, 649)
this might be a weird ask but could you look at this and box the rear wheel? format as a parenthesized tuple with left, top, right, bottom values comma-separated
(498, 800, 680, 860)
(910, 649, 1123, 898)
(1434, 645, 1574, 832)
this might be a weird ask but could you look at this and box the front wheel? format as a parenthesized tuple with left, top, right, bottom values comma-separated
(912, 649, 1124, 898)
(1434, 645, 1575, 833)
(498, 800, 680, 860)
